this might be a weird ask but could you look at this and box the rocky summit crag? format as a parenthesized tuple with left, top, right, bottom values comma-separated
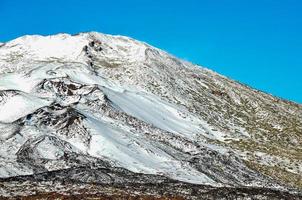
(0, 32, 301, 199)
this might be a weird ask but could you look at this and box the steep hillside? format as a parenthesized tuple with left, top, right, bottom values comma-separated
(0, 32, 301, 199)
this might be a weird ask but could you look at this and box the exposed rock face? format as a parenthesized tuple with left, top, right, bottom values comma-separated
(1, 168, 301, 200)
(0, 32, 301, 199)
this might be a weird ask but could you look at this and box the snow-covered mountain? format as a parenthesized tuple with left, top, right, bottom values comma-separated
(0, 32, 301, 199)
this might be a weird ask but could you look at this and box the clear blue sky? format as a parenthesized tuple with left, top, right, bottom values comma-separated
(1, 0, 301, 103)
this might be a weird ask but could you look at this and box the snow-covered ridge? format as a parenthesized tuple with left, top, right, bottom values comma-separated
(0, 62, 224, 185)
(0, 32, 149, 74)
(0, 32, 301, 193)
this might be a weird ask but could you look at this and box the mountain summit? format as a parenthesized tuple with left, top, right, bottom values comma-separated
(0, 32, 301, 199)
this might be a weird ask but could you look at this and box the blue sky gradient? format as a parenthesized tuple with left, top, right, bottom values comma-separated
(1, 0, 301, 103)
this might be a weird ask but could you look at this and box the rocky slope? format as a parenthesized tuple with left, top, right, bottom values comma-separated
(0, 32, 301, 199)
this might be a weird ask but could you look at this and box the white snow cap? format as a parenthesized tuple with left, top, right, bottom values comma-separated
(2, 32, 147, 63)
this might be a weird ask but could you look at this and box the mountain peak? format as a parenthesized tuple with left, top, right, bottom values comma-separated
(0, 32, 301, 198)
(0, 32, 153, 74)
